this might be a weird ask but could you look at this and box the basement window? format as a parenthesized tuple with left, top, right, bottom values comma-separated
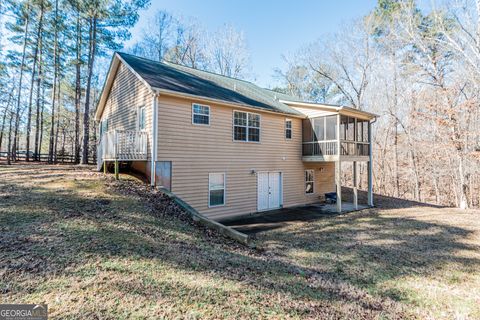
(305, 169, 314, 194)
(209, 173, 225, 207)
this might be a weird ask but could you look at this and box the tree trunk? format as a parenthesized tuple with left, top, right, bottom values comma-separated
(48, 0, 59, 163)
(458, 154, 469, 209)
(26, 2, 44, 162)
(0, 88, 14, 152)
(38, 84, 46, 160)
(74, 10, 82, 164)
(82, 17, 97, 165)
(12, 5, 31, 162)
(61, 127, 66, 163)
(54, 75, 61, 162)
(34, 29, 44, 161)
(7, 109, 14, 165)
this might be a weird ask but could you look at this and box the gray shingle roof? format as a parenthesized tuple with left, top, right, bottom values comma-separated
(117, 52, 303, 116)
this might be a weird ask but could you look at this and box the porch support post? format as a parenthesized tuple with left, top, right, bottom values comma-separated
(336, 160, 342, 213)
(367, 121, 374, 206)
(353, 161, 358, 210)
(114, 160, 119, 180)
(103, 161, 107, 174)
(336, 113, 342, 213)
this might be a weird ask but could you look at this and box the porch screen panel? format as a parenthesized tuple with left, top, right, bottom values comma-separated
(340, 115, 348, 140)
(363, 121, 370, 142)
(347, 117, 355, 141)
(302, 119, 313, 143)
(325, 115, 337, 140)
(356, 119, 363, 142)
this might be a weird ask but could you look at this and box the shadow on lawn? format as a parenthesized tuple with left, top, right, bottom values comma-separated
(342, 187, 446, 209)
(1, 173, 478, 318)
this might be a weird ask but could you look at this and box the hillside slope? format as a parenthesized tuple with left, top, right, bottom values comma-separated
(1, 164, 478, 319)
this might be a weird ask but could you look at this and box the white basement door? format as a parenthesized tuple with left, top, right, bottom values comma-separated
(257, 172, 282, 211)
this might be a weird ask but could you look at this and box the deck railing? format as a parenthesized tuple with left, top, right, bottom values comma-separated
(302, 140, 338, 157)
(303, 140, 370, 157)
(97, 129, 148, 164)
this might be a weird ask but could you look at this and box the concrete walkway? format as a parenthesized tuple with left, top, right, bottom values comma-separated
(222, 202, 368, 235)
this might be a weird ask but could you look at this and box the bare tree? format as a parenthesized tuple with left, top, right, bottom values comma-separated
(207, 24, 250, 78)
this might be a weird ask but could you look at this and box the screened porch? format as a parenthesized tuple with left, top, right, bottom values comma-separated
(302, 114, 371, 162)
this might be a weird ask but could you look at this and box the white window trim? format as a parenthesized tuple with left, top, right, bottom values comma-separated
(232, 110, 261, 143)
(285, 118, 292, 140)
(137, 106, 146, 131)
(305, 169, 315, 195)
(208, 172, 226, 207)
(192, 103, 210, 126)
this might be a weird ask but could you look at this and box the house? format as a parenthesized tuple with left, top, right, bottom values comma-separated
(95, 52, 377, 221)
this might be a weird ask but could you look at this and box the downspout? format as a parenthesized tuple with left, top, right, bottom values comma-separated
(151, 90, 159, 186)
(368, 116, 377, 206)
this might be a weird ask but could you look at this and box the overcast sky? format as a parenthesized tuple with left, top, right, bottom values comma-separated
(127, 0, 378, 87)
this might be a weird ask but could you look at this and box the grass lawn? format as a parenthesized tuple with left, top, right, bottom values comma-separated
(1, 164, 479, 319)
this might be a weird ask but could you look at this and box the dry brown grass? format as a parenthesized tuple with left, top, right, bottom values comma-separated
(258, 190, 480, 319)
(0, 164, 478, 319)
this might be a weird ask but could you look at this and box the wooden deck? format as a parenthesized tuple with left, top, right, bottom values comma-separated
(97, 130, 148, 170)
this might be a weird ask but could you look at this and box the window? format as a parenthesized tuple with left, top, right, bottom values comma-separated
(233, 111, 260, 142)
(285, 119, 292, 139)
(192, 103, 210, 125)
(100, 118, 108, 136)
(137, 106, 146, 130)
(209, 173, 225, 207)
(305, 170, 314, 194)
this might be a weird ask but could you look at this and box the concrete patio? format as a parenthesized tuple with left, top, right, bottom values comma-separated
(222, 202, 369, 235)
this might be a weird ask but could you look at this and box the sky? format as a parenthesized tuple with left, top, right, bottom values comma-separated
(0, 0, 379, 87)
(127, 0, 378, 88)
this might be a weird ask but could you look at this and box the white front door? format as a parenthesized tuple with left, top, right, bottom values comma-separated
(257, 172, 282, 211)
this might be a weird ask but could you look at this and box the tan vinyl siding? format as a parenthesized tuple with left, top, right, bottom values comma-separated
(100, 62, 153, 164)
(157, 95, 335, 220)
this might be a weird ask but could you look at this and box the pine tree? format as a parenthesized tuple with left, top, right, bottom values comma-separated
(25, 0, 45, 161)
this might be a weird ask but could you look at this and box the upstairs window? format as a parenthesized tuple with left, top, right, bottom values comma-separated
(137, 106, 146, 130)
(209, 173, 225, 207)
(233, 111, 260, 142)
(192, 103, 210, 125)
(285, 119, 292, 139)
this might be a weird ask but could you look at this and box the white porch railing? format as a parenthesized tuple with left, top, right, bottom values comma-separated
(302, 140, 338, 156)
(302, 140, 370, 157)
(97, 129, 148, 166)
